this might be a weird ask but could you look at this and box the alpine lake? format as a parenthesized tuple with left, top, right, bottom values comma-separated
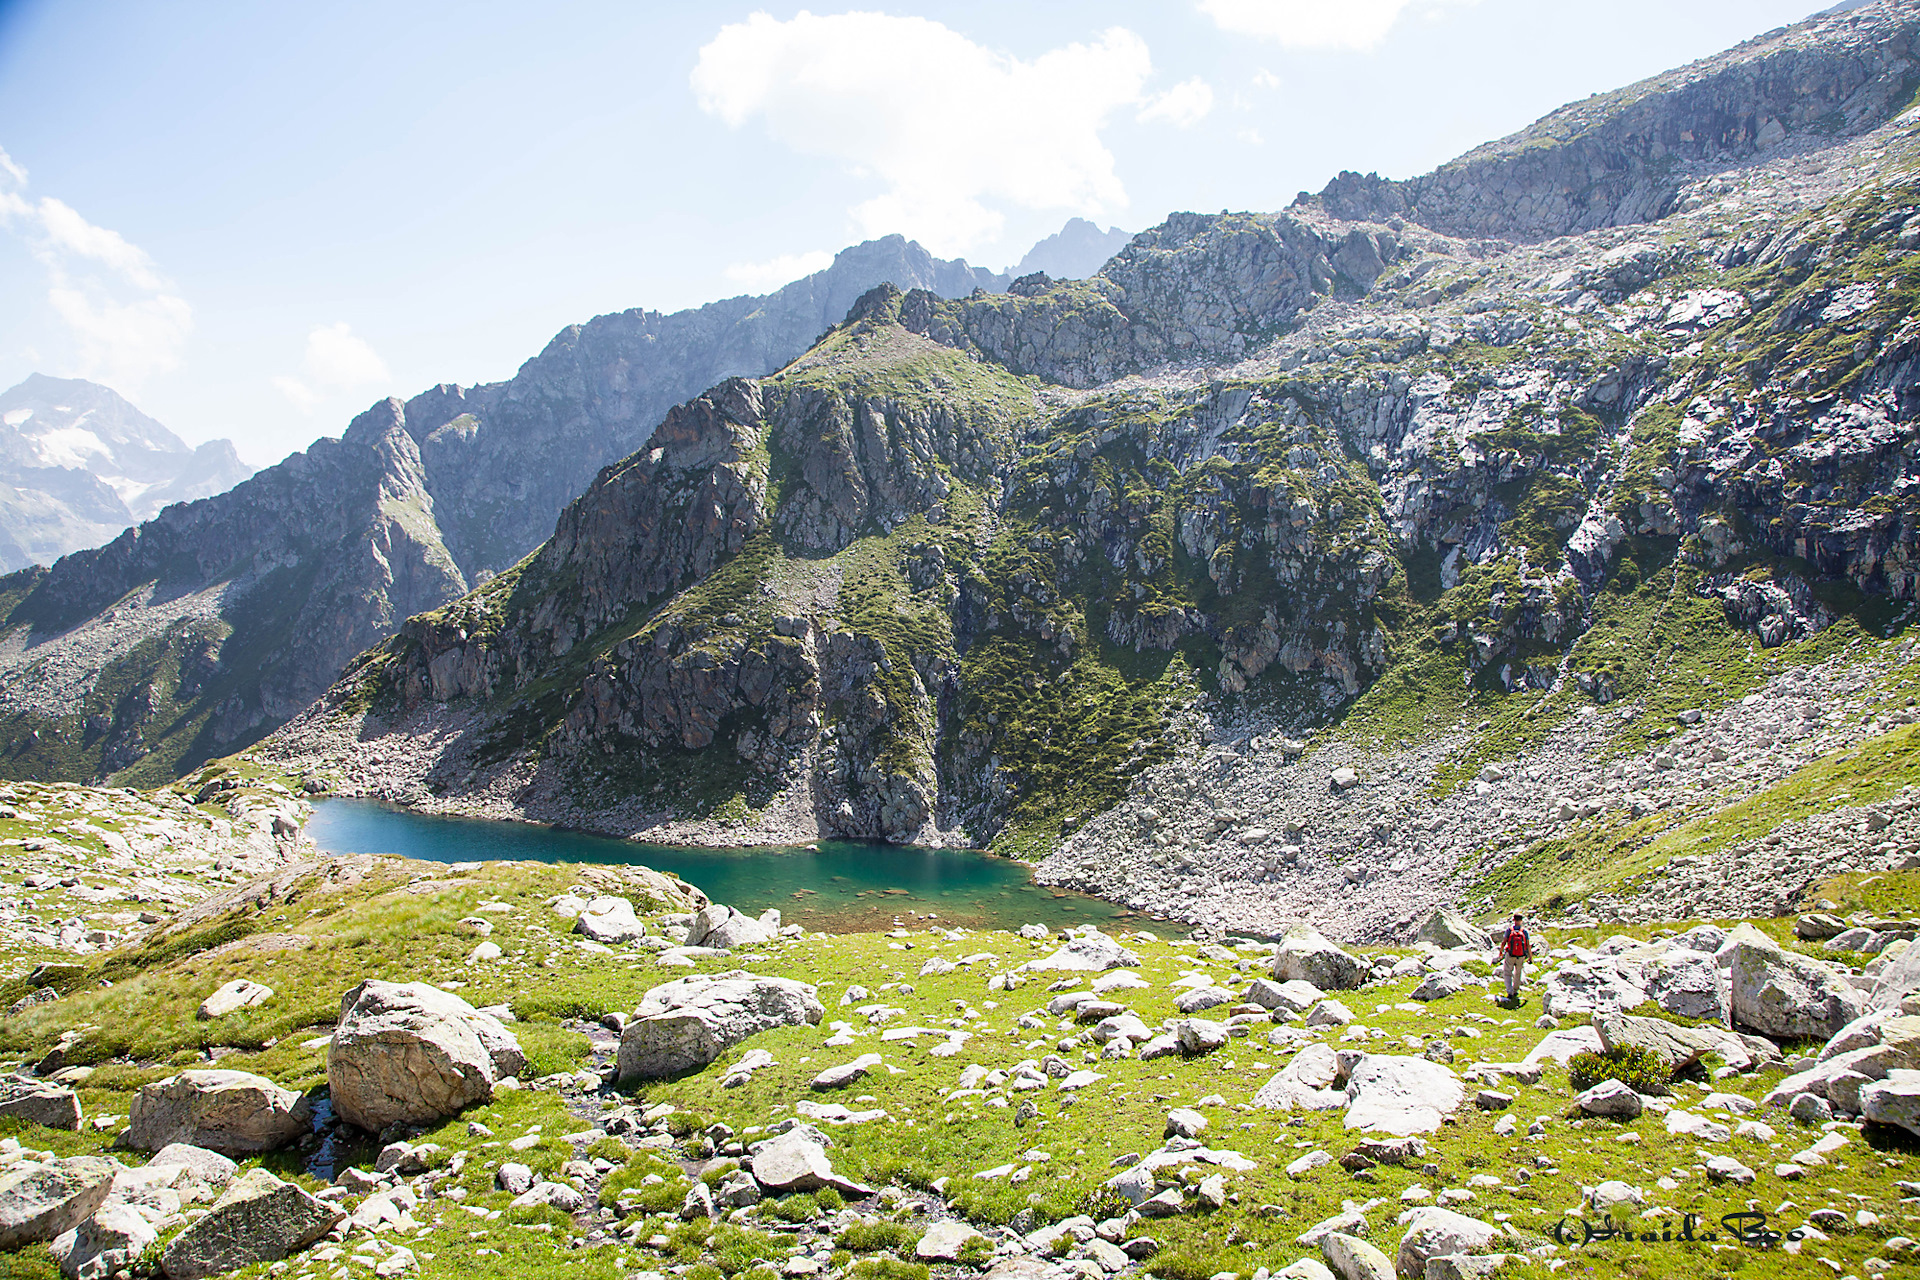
(308, 799, 1134, 934)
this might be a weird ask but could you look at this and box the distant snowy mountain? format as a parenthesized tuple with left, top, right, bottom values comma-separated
(1009, 218, 1135, 280)
(0, 375, 252, 571)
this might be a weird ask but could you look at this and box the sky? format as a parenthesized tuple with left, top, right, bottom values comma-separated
(0, 0, 1832, 467)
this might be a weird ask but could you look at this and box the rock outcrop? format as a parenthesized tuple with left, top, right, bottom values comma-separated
(617, 972, 824, 1081)
(327, 981, 525, 1131)
(124, 1070, 310, 1156)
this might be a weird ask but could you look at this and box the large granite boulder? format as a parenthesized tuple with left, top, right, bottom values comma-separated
(327, 981, 525, 1131)
(618, 971, 823, 1080)
(0, 1074, 81, 1130)
(1415, 908, 1490, 953)
(1862, 1072, 1920, 1137)
(1396, 1207, 1499, 1279)
(1724, 925, 1864, 1039)
(1641, 948, 1727, 1023)
(126, 1070, 310, 1156)
(1272, 926, 1367, 990)
(158, 1168, 344, 1279)
(574, 896, 649, 944)
(1343, 1055, 1464, 1135)
(1252, 1042, 1346, 1112)
(685, 904, 779, 949)
(0, 1156, 119, 1248)
(747, 1128, 872, 1196)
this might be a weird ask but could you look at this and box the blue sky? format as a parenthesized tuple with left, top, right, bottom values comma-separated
(0, 0, 1827, 465)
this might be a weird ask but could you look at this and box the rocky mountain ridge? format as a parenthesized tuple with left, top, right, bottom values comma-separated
(0, 237, 1018, 785)
(263, 0, 1920, 939)
(0, 375, 251, 573)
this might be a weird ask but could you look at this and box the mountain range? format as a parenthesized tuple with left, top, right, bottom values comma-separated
(251, 0, 1920, 884)
(0, 375, 251, 573)
(0, 228, 1124, 782)
(4, 0, 1920, 907)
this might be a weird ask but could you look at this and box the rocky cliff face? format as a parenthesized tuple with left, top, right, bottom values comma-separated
(266, 0, 1920, 885)
(0, 375, 252, 572)
(0, 240, 1010, 785)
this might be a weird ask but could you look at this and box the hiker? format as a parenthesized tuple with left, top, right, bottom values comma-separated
(1494, 912, 1534, 1001)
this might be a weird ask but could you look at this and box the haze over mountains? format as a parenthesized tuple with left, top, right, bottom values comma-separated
(0, 376, 251, 573)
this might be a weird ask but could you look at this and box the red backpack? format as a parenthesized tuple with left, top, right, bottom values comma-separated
(1504, 927, 1529, 958)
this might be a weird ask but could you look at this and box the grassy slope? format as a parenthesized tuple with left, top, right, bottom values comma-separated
(0, 816, 1913, 1280)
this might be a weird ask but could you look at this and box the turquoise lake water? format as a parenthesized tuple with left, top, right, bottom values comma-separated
(307, 800, 1132, 934)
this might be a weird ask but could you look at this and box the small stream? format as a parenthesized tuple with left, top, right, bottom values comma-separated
(308, 800, 1136, 934)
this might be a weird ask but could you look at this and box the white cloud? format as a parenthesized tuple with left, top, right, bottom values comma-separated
(1196, 0, 1468, 51)
(723, 250, 837, 293)
(46, 288, 192, 388)
(35, 198, 164, 291)
(1238, 127, 1266, 146)
(692, 11, 1154, 255)
(1252, 68, 1282, 90)
(0, 154, 192, 388)
(1138, 78, 1215, 128)
(274, 322, 391, 413)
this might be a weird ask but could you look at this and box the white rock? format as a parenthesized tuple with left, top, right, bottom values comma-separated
(196, 980, 272, 1021)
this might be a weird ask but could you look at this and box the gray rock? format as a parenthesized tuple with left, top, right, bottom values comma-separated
(1410, 970, 1468, 1003)
(0, 1074, 80, 1130)
(812, 1053, 882, 1090)
(1275, 1262, 1336, 1280)
(1397, 1208, 1500, 1279)
(1136, 1187, 1185, 1218)
(1789, 1092, 1833, 1124)
(1642, 949, 1726, 1023)
(1164, 1107, 1208, 1138)
(1862, 1075, 1920, 1137)
(1175, 985, 1237, 1013)
(1174, 1018, 1230, 1056)
(1575, 1079, 1643, 1119)
(328, 980, 524, 1131)
(1725, 925, 1864, 1039)
(0, 1156, 118, 1248)
(1307, 1000, 1357, 1028)
(1287, 1150, 1334, 1176)
(1025, 931, 1141, 972)
(1704, 1155, 1756, 1185)
(1423, 1255, 1520, 1280)
(748, 1129, 872, 1196)
(1415, 908, 1490, 952)
(496, 1162, 534, 1195)
(1253, 1043, 1346, 1112)
(196, 979, 273, 1020)
(126, 1070, 309, 1155)
(1274, 926, 1368, 990)
(916, 1219, 987, 1260)
(1343, 1055, 1464, 1135)
(1249, 977, 1323, 1013)
(685, 903, 778, 949)
(147, 1143, 237, 1202)
(1321, 1231, 1396, 1280)
(510, 1181, 586, 1212)
(50, 1202, 157, 1280)
(1796, 914, 1848, 941)
(618, 971, 824, 1081)
(574, 896, 650, 944)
